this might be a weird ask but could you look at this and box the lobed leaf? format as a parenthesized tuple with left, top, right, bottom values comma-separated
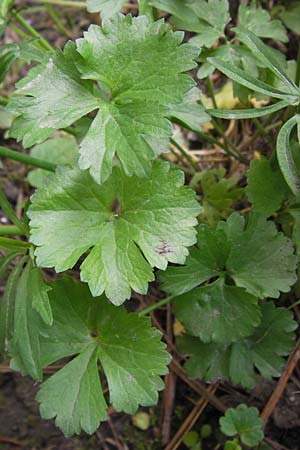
(28, 160, 200, 305)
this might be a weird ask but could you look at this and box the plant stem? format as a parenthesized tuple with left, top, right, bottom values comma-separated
(170, 138, 199, 171)
(0, 146, 56, 172)
(45, 4, 70, 37)
(138, 0, 154, 21)
(288, 299, 300, 310)
(11, 9, 53, 52)
(139, 295, 176, 316)
(0, 226, 26, 236)
(0, 191, 26, 235)
(29, 0, 86, 7)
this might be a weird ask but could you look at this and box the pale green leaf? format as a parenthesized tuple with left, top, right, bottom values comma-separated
(173, 279, 261, 344)
(87, 0, 126, 16)
(30, 266, 53, 326)
(8, 15, 199, 184)
(28, 161, 200, 304)
(220, 404, 264, 446)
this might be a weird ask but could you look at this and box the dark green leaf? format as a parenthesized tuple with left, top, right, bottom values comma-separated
(220, 404, 264, 446)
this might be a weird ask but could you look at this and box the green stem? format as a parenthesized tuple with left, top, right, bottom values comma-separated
(11, 9, 53, 52)
(0, 146, 56, 172)
(45, 4, 70, 37)
(296, 44, 300, 88)
(206, 77, 218, 110)
(170, 138, 199, 171)
(30, 0, 86, 7)
(288, 299, 300, 310)
(139, 295, 176, 316)
(0, 191, 26, 235)
(138, 0, 154, 21)
(0, 225, 25, 236)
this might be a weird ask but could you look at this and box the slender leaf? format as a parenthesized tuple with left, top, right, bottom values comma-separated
(234, 27, 299, 95)
(277, 115, 300, 197)
(0, 256, 27, 354)
(0, 189, 26, 234)
(208, 100, 289, 120)
(0, 237, 29, 252)
(207, 57, 294, 101)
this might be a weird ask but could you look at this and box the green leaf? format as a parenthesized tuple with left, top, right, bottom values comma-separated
(238, 2, 287, 42)
(220, 404, 264, 446)
(34, 277, 170, 436)
(0, 256, 27, 355)
(224, 439, 242, 450)
(159, 224, 229, 295)
(208, 100, 289, 120)
(246, 157, 289, 216)
(30, 266, 53, 326)
(279, 2, 300, 34)
(9, 15, 198, 184)
(9, 261, 45, 380)
(160, 212, 297, 299)
(207, 57, 295, 101)
(37, 343, 107, 436)
(221, 213, 297, 298)
(173, 279, 261, 344)
(149, 0, 196, 23)
(27, 136, 79, 188)
(0, 41, 45, 84)
(178, 303, 297, 388)
(28, 160, 200, 305)
(277, 115, 300, 197)
(0, 237, 29, 252)
(234, 27, 299, 96)
(169, 87, 211, 131)
(87, 0, 126, 17)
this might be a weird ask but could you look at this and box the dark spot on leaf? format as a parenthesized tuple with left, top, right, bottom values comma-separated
(156, 240, 172, 256)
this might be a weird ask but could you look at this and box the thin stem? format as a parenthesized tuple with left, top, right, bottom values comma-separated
(29, 0, 86, 7)
(0, 146, 57, 172)
(0, 191, 26, 235)
(138, 0, 154, 21)
(170, 138, 199, 171)
(45, 4, 70, 37)
(288, 299, 300, 310)
(206, 77, 218, 110)
(11, 9, 53, 52)
(0, 226, 26, 236)
(139, 295, 176, 317)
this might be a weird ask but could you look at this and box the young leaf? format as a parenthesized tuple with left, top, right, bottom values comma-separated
(9, 261, 45, 380)
(35, 278, 170, 436)
(9, 15, 199, 184)
(276, 115, 300, 197)
(27, 136, 78, 188)
(28, 161, 200, 305)
(246, 157, 289, 216)
(178, 303, 297, 388)
(160, 213, 297, 299)
(87, 0, 126, 17)
(238, 2, 287, 42)
(173, 279, 261, 344)
(220, 404, 264, 447)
